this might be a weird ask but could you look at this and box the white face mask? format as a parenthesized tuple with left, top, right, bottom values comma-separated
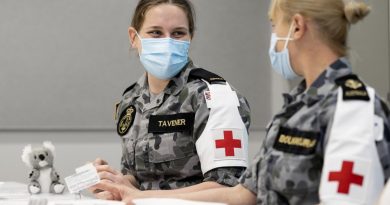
(136, 32, 190, 80)
(268, 23, 299, 80)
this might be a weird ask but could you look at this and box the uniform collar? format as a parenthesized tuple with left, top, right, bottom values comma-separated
(163, 59, 196, 96)
(134, 59, 196, 96)
(283, 57, 353, 106)
(131, 59, 196, 111)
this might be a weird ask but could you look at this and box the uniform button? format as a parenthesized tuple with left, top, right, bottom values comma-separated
(156, 99, 161, 103)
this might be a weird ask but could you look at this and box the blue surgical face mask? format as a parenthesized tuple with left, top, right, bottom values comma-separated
(268, 23, 299, 80)
(136, 32, 190, 80)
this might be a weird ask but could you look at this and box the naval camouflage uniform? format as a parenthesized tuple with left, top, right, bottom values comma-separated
(239, 58, 390, 204)
(116, 60, 251, 190)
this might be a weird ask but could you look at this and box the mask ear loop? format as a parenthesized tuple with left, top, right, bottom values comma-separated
(283, 22, 295, 50)
(134, 31, 143, 41)
(133, 31, 143, 56)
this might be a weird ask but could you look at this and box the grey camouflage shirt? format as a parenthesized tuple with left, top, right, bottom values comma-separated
(116, 60, 251, 190)
(240, 58, 390, 204)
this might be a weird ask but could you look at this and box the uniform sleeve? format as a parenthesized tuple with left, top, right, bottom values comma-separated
(237, 92, 251, 131)
(238, 147, 264, 194)
(192, 80, 251, 186)
(374, 97, 390, 179)
(319, 87, 388, 204)
(116, 99, 134, 176)
(203, 167, 246, 187)
(120, 138, 131, 175)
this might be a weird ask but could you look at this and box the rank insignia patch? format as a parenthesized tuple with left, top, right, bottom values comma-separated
(345, 79, 362, 89)
(336, 75, 370, 101)
(117, 105, 136, 136)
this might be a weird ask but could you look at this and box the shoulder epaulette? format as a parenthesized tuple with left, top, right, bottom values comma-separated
(189, 68, 226, 84)
(122, 82, 136, 96)
(335, 74, 370, 101)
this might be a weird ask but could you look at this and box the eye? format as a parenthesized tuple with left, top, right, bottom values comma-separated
(147, 30, 163, 38)
(171, 31, 187, 39)
(34, 155, 37, 160)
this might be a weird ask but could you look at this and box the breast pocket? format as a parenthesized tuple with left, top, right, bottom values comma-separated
(148, 132, 196, 164)
(270, 126, 322, 195)
(270, 153, 322, 193)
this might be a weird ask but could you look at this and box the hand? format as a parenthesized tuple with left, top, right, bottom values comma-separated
(92, 180, 140, 204)
(88, 158, 139, 200)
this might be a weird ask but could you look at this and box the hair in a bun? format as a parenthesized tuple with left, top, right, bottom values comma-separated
(344, 0, 371, 24)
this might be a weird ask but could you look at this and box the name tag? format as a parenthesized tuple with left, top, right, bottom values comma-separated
(148, 113, 195, 133)
(273, 127, 319, 155)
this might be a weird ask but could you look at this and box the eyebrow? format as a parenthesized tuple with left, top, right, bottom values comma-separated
(145, 26, 189, 31)
(174, 27, 189, 31)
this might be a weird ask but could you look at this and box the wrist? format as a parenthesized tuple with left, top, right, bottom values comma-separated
(124, 175, 140, 189)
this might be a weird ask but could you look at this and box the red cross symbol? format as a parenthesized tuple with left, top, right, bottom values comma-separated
(328, 161, 364, 194)
(215, 130, 242, 156)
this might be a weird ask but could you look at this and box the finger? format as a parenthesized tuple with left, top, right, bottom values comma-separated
(87, 186, 101, 194)
(90, 179, 113, 189)
(89, 179, 113, 193)
(93, 158, 108, 166)
(93, 181, 123, 199)
(95, 190, 115, 200)
(95, 165, 119, 175)
(98, 171, 119, 183)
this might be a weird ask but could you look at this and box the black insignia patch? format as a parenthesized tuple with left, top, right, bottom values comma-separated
(117, 105, 136, 136)
(189, 68, 225, 84)
(148, 113, 195, 133)
(335, 75, 370, 101)
(273, 127, 319, 155)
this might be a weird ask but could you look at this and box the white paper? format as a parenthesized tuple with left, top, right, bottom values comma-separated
(133, 198, 226, 205)
(75, 163, 95, 174)
(65, 164, 100, 194)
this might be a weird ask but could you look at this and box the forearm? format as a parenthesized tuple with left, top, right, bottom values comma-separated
(137, 181, 224, 197)
(159, 184, 256, 205)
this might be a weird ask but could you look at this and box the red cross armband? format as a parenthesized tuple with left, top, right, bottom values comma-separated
(195, 81, 249, 174)
(319, 86, 385, 204)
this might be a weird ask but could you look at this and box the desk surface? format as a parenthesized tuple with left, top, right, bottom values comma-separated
(0, 182, 124, 205)
(0, 182, 226, 205)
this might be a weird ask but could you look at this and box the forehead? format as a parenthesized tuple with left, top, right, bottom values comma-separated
(142, 4, 189, 29)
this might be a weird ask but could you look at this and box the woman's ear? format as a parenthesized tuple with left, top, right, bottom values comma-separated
(128, 27, 138, 48)
(291, 14, 306, 40)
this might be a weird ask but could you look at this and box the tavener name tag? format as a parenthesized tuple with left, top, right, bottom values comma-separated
(148, 113, 195, 133)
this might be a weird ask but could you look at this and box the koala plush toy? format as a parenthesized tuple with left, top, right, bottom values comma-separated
(21, 141, 65, 194)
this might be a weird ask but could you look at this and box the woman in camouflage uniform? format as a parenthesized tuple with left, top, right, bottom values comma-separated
(92, 0, 390, 204)
(89, 0, 251, 200)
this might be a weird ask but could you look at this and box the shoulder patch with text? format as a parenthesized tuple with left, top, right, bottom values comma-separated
(335, 75, 370, 101)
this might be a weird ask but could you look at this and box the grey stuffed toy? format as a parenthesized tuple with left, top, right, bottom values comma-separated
(21, 141, 65, 194)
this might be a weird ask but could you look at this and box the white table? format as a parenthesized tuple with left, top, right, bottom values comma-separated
(0, 182, 124, 205)
(0, 182, 226, 205)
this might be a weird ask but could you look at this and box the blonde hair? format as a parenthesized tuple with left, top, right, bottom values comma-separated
(269, 0, 371, 56)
